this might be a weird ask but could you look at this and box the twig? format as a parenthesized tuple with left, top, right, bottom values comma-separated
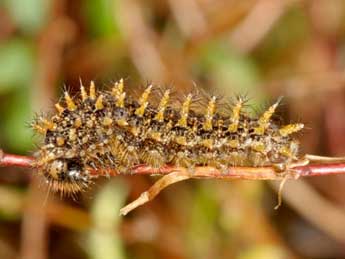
(2, 149, 345, 215)
(1, 150, 345, 178)
(119, 171, 191, 216)
(0, 150, 35, 168)
(2, 150, 345, 178)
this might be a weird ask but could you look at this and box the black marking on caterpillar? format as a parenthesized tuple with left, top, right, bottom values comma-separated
(31, 79, 304, 195)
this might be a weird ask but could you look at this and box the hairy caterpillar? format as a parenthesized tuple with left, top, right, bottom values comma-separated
(31, 79, 304, 196)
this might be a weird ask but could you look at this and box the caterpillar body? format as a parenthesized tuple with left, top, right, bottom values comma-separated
(32, 79, 304, 195)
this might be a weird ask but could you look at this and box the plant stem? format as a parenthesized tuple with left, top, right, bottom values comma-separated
(1, 150, 345, 179)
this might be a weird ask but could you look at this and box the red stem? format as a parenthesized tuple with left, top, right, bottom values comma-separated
(294, 163, 345, 177)
(0, 150, 35, 168)
(1, 150, 345, 179)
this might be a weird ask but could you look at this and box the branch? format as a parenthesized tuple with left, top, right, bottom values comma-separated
(2, 149, 345, 215)
(1, 150, 344, 179)
(0, 150, 35, 168)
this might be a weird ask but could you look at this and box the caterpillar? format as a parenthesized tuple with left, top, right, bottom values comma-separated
(31, 79, 304, 196)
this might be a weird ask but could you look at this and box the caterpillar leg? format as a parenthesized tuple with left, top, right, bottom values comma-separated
(273, 158, 310, 209)
(274, 175, 289, 210)
(272, 154, 345, 209)
(120, 171, 191, 216)
(272, 158, 310, 174)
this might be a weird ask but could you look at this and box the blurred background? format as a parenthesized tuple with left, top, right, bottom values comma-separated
(1, 0, 345, 258)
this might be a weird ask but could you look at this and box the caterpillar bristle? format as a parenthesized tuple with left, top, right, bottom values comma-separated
(154, 89, 170, 122)
(64, 92, 77, 111)
(55, 103, 64, 114)
(176, 94, 192, 128)
(95, 95, 104, 111)
(80, 84, 88, 101)
(110, 79, 126, 108)
(113, 79, 124, 94)
(32, 123, 46, 134)
(141, 149, 165, 169)
(89, 81, 96, 100)
(255, 97, 282, 135)
(228, 97, 243, 133)
(203, 96, 217, 131)
(135, 84, 152, 117)
(279, 123, 304, 137)
(42, 119, 56, 131)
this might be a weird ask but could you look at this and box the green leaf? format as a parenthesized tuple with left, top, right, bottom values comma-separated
(0, 186, 24, 220)
(4, 0, 50, 34)
(186, 182, 220, 259)
(88, 180, 128, 259)
(195, 41, 265, 111)
(238, 245, 287, 259)
(2, 88, 34, 152)
(0, 40, 34, 93)
(84, 0, 122, 38)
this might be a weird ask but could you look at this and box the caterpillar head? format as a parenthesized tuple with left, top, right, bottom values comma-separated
(42, 158, 91, 196)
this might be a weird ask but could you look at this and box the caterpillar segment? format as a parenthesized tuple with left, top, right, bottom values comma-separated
(140, 147, 165, 169)
(32, 81, 304, 195)
(114, 142, 139, 171)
